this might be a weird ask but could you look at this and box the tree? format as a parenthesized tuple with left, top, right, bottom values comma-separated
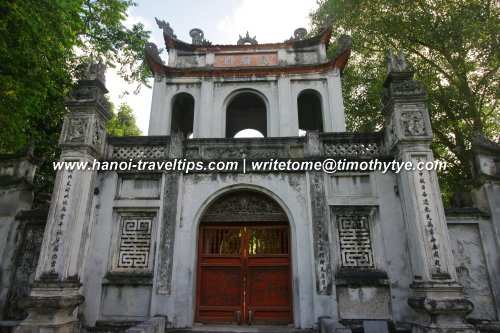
(107, 102, 142, 136)
(0, 0, 151, 190)
(0, 0, 150, 154)
(310, 0, 499, 204)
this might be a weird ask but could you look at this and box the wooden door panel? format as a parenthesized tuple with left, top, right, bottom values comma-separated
(247, 266, 290, 307)
(196, 224, 292, 325)
(199, 266, 242, 306)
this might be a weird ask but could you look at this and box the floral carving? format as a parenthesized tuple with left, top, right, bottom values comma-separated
(202, 192, 287, 222)
(401, 111, 425, 136)
(66, 117, 89, 142)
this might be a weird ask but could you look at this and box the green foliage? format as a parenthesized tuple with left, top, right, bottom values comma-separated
(0, 0, 150, 154)
(107, 102, 142, 136)
(310, 0, 499, 204)
(0, 0, 151, 190)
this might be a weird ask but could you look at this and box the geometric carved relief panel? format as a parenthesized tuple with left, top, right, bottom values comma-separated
(114, 213, 156, 271)
(337, 211, 374, 268)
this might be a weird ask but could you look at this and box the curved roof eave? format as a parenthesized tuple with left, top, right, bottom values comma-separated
(145, 45, 351, 78)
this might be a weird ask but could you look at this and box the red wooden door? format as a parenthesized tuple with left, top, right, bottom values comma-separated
(196, 224, 292, 325)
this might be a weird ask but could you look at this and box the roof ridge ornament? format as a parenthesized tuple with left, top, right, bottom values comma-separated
(287, 27, 307, 42)
(189, 28, 212, 45)
(322, 14, 336, 30)
(331, 35, 352, 61)
(155, 17, 177, 38)
(237, 31, 258, 45)
(145, 42, 164, 64)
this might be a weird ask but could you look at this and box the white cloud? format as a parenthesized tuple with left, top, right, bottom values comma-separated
(216, 0, 318, 44)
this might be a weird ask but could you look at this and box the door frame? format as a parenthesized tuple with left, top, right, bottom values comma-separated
(194, 190, 294, 326)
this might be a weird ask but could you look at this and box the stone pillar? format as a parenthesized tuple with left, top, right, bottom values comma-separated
(469, 132, 500, 234)
(148, 75, 169, 136)
(278, 74, 297, 136)
(326, 69, 346, 132)
(199, 79, 214, 138)
(382, 51, 476, 333)
(0, 146, 38, 319)
(15, 61, 113, 333)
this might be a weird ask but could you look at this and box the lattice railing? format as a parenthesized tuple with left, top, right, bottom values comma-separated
(323, 142, 380, 157)
(110, 145, 167, 160)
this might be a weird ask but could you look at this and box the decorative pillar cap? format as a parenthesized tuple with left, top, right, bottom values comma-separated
(384, 49, 414, 87)
(78, 59, 108, 94)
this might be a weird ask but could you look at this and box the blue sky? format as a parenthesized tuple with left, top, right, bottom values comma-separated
(106, 0, 319, 134)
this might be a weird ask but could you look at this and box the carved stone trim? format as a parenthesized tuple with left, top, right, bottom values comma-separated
(309, 172, 332, 295)
(156, 173, 179, 294)
(92, 119, 106, 150)
(393, 80, 424, 95)
(202, 191, 287, 222)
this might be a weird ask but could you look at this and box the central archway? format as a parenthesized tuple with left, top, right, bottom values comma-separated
(195, 191, 293, 325)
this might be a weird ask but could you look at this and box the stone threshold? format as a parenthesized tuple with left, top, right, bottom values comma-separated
(169, 325, 315, 333)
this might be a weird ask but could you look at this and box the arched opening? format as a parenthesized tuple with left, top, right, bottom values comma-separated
(171, 93, 194, 138)
(195, 191, 292, 325)
(297, 90, 323, 134)
(226, 92, 267, 138)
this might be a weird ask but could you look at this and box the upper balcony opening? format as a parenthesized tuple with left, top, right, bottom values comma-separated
(171, 93, 194, 138)
(298, 89, 323, 134)
(226, 92, 267, 138)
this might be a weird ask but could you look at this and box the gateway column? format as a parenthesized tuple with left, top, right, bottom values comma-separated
(15, 61, 112, 333)
(382, 51, 477, 333)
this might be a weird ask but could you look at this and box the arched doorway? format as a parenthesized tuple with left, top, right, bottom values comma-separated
(195, 191, 293, 325)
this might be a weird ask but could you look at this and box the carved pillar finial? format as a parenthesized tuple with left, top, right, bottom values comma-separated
(84, 58, 106, 86)
(386, 49, 410, 74)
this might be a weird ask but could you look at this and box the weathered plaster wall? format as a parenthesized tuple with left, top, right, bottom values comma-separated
(148, 72, 345, 138)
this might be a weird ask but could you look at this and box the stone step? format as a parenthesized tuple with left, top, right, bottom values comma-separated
(168, 325, 316, 333)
